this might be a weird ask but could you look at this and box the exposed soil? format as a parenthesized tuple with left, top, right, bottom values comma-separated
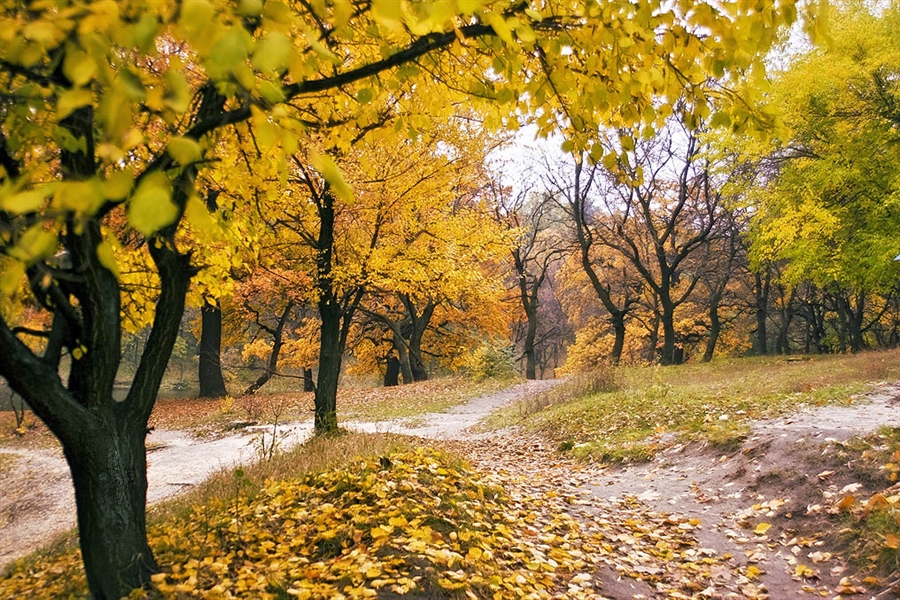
(2, 379, 900, 599)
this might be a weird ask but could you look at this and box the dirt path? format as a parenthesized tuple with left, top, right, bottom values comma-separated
(2, 379, 900, 598)
(449, 384, 900, 599)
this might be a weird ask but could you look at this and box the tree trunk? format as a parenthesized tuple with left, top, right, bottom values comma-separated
(198, 300, 227, 398)
(523, 308, 538, 379)
(702, 297, 721, 363)
(314, 188, 341, 434)
(66, 420, 157, 598)
(303, 368, 315, 392)
(660, 298, 678, 365)
(646, 313, 660, 362)
(610, 311, 626, 366)
(394, 331, 414, 384)
(315, 298, 341, 433)
(384, 355, 400, 387)
(243, 300, 294, 396)
(753, 271, 770, 355)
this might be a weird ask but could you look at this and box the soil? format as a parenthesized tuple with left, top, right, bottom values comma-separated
(2, 379, 900, 599)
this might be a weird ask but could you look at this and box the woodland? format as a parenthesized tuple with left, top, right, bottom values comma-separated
(0, 0, 899, 598)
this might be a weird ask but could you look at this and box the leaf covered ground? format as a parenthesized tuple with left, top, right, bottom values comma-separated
(0, 439, 774, 600)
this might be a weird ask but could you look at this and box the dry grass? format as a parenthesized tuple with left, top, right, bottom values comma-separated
(487, 349, 900, 462)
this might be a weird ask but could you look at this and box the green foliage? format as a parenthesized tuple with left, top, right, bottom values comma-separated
(467, 341, 517, 381)
(746, 1, 900, 295)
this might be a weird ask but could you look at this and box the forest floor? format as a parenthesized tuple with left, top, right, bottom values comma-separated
(1, 377, 900, 598)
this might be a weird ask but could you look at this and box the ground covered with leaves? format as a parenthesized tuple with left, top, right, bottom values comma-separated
(0, 439, 777, 600)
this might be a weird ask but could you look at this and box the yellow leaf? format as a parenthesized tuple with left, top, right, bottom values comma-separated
(252, 31, 292, 73)
(96, 240, 120, 277)
(885, 534, 900, 549)
(310, 151, 354, 203)
(754, 522, 771, 535)
(63, 47, 96, 87)
(127, 173, 177, 236)
(0, 186, 55, 215)
(746, 565, 762, 580)
(466, 546, 483, 560)
(103, 171, 133, 201)
(168, 137, 202, 166)
(57, 88, 93, 119)
(9, 225, 57, 263)
(0, 260, 26, 296)
(482, 12, 513, 45)
(836, 495, 856, 510)
(371, 0, 403, 32)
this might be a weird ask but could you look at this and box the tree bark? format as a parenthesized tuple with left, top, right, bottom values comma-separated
(65, 420, 156, 598)
(753, 271, 770, 355)
(609, 310, 627, 366)
(659, 294, 678, 365)
(702, 297, 721, 363)
(384, 355, 400, 386)
(198, 300, 227, 398)
(314, 188, 341, 434)
(315, 297, 341, 433)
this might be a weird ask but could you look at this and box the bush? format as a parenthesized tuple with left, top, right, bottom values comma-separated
(468, 342, 517, 381)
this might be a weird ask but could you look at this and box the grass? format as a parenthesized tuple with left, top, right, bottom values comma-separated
(0, 432, 591, 599)
(485, 349, 900, 463)
(833, 427, 900, 582)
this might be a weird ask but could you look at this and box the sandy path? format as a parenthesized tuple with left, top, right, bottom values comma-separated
(0, 379, 557, 570)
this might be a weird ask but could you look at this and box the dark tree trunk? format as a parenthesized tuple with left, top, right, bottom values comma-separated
(394, 331, 414, 384)
(313, 188, 342, 434)
(401, 296, 434, 382)
(384, 355, 400, 386)
(303, 368, 315, 392)
(610, 310, 627, 366)
(65, 420, 156, 598)
(646, 313, 660, 362)
(198, 300, 227, 398)
(523, 308, 538, 379)
(753, 271, 770, 355)
(703, 297, 721, 363)
(315, 297, 342, 433)
(659, 296, 678, 365)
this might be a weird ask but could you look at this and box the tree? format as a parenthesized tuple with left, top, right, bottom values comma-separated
(491, 183, 566, 378)
(744, 2, 900, 353)
(0, 0, 800, 595)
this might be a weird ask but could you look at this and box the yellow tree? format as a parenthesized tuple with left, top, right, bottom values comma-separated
(0, 0, 802, 595)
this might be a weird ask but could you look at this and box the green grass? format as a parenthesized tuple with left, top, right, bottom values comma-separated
(486, 350, 900, 463)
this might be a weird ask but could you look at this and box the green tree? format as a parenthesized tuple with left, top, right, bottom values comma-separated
(746, 1, 900, 352)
